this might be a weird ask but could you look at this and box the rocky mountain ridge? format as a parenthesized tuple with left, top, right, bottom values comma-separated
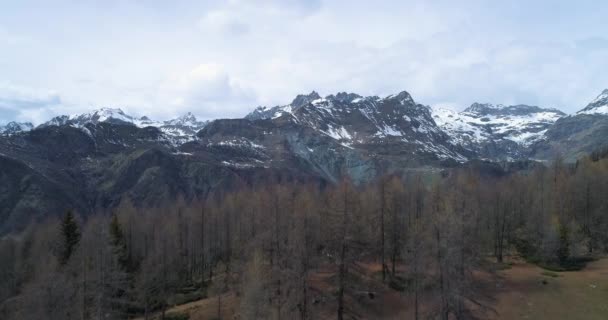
(1, 88, 607, 233)
(36, 108, 209, 145)
(0, 121, 34, 136)
(431, 103, 565, 160)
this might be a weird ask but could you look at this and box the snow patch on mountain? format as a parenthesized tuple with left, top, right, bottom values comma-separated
(322, 125, 352, 141)
(0, 121, 34, 135)
(245, 90, 468, 162)
(577, 89, 608, 115)
(208, 138, 266, 150)
(40, 108, 208, 146)
(432, 103, 565, 147)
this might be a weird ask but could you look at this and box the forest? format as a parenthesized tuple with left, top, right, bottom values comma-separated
(1, 152, 608, 320)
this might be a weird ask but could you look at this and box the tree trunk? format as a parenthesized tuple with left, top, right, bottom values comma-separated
(435, 226, 448, 320)
(380, 180, 386, 282)
(200, 205, 206, 284)
(217, 293, 222, 320)
(337, 184, 349, 320)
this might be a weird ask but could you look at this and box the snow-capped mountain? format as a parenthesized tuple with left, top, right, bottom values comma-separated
(246, 91, 323, 121)
(533, 89, 608, 161)
(577, 89, 608, 115)
(4, 88, 608, 234)
(5, 88, 608, 165)
(40, 108, 208, 145)
(41, 108, 138, 128)
(0, 121, 34, 136)
(432, 103, 565, 159)
(162, 112, 208, 135)
(246, 91, 368, 122)
(241, 90, 469, 165)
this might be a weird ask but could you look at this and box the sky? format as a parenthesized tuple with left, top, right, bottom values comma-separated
(1, 0, 608, 125)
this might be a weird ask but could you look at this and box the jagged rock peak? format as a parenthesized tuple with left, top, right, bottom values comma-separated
(326, 92, 363, 103)
(167, 112, 199, 124)
(464, 102, 502, 113)
(0, 121, 34, 135)
(291, 91, 322, 108)
(386, 90, 415, 105)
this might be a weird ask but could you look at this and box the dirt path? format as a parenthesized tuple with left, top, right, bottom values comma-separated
(132, 293, 237, 320)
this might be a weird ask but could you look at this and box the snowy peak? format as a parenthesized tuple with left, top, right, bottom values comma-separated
(40, 107, 137, 128)
(136, 116, 161, 127)
(432, 103, 566, 159)
(326, 92, 363, 103)
(0, 121, 34, 135)
(291, 91, 321, 108)
(464, 103, 565, 117)
(244, 90, 465, 161)
(160, 112, 208, 142)
(38, 108, 209, 146)
(464, 102, 502, 113)
(245, 91, 325, 121)
(386, 90, 415, 105)
(73, 107, 134, 125)
(577, 89, 608, 115)
(246, 90, 416, 121)
(164, 112, 203, 127)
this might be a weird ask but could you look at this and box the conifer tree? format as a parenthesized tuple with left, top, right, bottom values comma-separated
(109, 213, 130, 272)
(58, 210, 80, 266)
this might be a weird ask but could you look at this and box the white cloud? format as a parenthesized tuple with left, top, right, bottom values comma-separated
(197, 10, 249, 36)
(156, 63, 255, 120)
(1, 0, 608, 124)
(0, 83, 62, 124)
(0, 25, 29, 46)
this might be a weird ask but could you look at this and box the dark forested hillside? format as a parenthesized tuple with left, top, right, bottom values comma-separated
(1, 151, 607, 320)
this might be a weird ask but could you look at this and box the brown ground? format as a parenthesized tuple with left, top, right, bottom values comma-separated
(481, 257, 608, 320)
(136, 257, 608, 320)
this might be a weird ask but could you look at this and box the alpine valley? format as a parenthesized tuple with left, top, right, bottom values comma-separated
(1, 89, 607, 233)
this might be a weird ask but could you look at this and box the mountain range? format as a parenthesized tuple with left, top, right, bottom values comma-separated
(1, 89, 607, 233)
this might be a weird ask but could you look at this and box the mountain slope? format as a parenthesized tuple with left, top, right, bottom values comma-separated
(577, 89, 608, 115)
(0, 120, 318, 233)
(432, 103, 565, 160)
(4, 88, 608, 234)
(532, 89, 608, 161)
(209, 90, 470, 182)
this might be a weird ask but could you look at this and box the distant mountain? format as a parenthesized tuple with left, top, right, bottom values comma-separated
(432, 103, 565, 160)
(532, 89, 608, 161)
(159, 112, 208, 144)
(4, 88, 608, 234)
(40, 108, 208, 145)
(0, 121, 34, 136)
(218, 90, 469, 181)
(576, 89, 608, 115)
(246, 91, 369, 121)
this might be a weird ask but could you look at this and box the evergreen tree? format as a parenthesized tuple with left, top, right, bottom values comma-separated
(109, 213, 130, 272)
(58, 210, 80, 266)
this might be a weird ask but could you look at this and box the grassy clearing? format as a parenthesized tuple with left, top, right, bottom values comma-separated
(490, 258, 608, 320)
(139, 258, 608, 320)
